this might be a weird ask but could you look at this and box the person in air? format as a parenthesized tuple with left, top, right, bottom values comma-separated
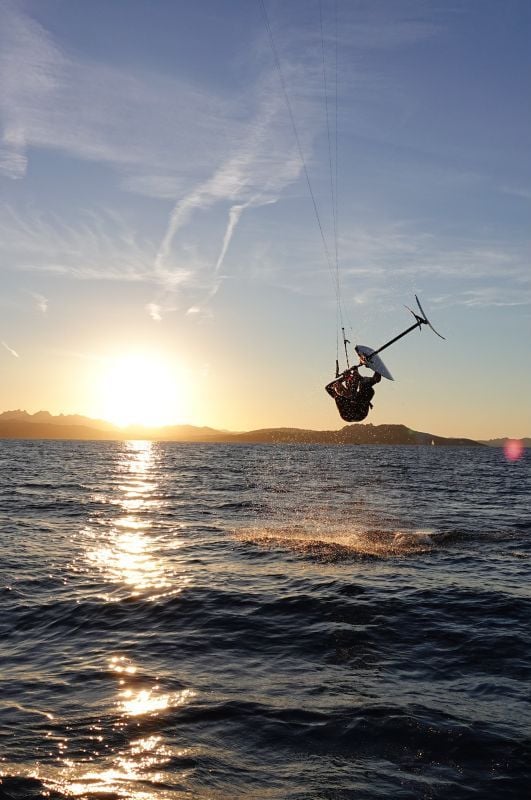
(325, 366, 382, 422)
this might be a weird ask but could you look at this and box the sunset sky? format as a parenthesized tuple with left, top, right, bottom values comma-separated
(1, 0, 529, 439)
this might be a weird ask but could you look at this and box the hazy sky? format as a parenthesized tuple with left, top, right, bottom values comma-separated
(1, 0, 530, 438)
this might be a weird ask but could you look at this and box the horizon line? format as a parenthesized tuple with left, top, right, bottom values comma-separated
(0, 409, 529, 443)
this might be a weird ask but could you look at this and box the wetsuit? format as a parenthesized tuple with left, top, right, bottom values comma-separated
(325, 369, 381, 422)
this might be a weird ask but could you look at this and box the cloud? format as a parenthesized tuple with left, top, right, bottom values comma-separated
(215, 203, 248, 274)
(146, 303, 162, 321)
(2, 340, 19, 357)
(239, 219, 531, 311)
(0, 136, 27, 179)
(28, 291, 48, 313)
(0, 0, 321, 210)
(0, 3, 325, 313)
(502, 185, 531, 201)
(456, 287, 531, 308)
(8, 0, 508, 322)
(149, 55, 320, 307)
(0, 204, 169, 284)
(7, 199, 526, 314)
(0, 3, 247, 191)
(0, 0, 450, 208)
(212, 197, 276, 282)
(337, 19, 440, 51)
(153, 70, 306, 274)
(0, 0, 349, 311)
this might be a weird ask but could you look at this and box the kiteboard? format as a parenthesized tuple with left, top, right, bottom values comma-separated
(354, 345, 394, 381)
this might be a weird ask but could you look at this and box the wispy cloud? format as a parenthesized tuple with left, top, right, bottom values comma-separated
(28, 291, 48, 313)
(186, 198, 263, 309)
(146, 303, 162, 322)
(502, 185, 531, 201)
(0, 3, 323, 314)
(0, 0, 320, 210)
(0, 204, 166, 284)
(342, 18, 441, 50)
(147, 51, 322, 310)
(153, 69, 306, 270)
(0, 3, 247, 192)
(215, 203, 250, 274)
(2, 340, 19, 358)
(240, 220, 531, 310)
(0, 2, 448, 297)
(0, 129, 27, 179)
(337, 226, 527, 283)
(4, 1, 518, 319)
(455, 286, 531, 308)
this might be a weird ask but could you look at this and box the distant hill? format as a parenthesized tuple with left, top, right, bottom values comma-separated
(0, 420, 113, 440)
(0, 411, 221, 442)
(0, 409, 116, 431)
(480, 437, 531, 448)
(0, 410, 486, 446)
(207, 424, 483, 447)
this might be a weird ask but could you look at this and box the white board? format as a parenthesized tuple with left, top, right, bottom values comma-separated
(355, 345, 394, 381)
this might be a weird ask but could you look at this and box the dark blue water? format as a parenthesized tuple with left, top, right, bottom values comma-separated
(0, 440, 529, 799)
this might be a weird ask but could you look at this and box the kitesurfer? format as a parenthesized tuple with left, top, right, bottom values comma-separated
(325, 366, 382, 422)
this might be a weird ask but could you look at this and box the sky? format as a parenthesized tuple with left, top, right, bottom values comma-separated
(0, 0, 530, 439)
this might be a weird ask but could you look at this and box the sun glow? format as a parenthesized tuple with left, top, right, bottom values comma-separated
(96, 353, 184, 428)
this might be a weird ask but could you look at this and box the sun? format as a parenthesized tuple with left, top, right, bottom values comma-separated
(96, 353, 184, 428)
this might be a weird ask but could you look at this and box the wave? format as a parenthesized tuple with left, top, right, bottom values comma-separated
(1, 441, 530, 800)
(1, 700, 529, 800)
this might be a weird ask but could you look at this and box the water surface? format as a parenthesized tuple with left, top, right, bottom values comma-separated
(0, 441, 529, 799)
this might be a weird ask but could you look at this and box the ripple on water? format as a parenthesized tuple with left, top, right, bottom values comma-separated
(0, 442, 529, 798)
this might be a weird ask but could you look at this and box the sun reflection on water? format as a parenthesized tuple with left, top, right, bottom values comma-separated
(108, 655, 195, 718)
(82, 439, 190, 600)
(4, 441, 198, 799)
(11, 656, 197, 799)
(126, 439, 153, 472)
(47, 657, 198, 797)
(86, 526, 176, 597)
(120, 686, 195, 717)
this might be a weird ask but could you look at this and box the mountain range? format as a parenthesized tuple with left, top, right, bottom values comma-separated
(1, 410, 528, 447)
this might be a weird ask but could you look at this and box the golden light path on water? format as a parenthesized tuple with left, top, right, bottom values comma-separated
(46, 655, 196, 798)
(21, 441, 196, 798)
(85, 439, 190, 600)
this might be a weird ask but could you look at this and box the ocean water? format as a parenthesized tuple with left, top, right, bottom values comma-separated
(0, 440, 529, 800)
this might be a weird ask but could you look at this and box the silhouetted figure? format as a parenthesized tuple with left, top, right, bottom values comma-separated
(325, 366, 382, 422)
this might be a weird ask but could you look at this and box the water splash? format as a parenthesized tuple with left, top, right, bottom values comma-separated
(235, 521, 436, 560)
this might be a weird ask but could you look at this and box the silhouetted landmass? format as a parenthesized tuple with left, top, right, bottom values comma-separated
(0, 420, 113, 440)
(0, 409, 117, 430)
(0, 412, 219, 442)
(479, 437, 531, 448)
(208, 425, 484, 446)
(0, 410, 490, 446)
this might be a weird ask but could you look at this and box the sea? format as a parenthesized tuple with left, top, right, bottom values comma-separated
(0, 440, 529, 800)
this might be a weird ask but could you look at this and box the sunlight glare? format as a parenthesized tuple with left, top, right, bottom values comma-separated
(504, 438, 524, 461)
(97, 353, 184, 428)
